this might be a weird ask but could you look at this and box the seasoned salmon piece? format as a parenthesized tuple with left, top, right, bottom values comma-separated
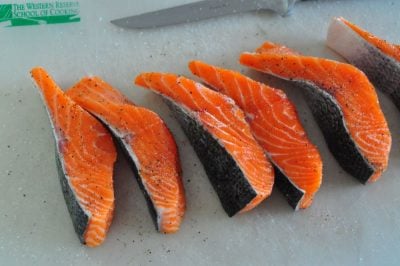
(31, 67, 117, 247)
(135, 73, 274, 216)
(66, 77, 185, 234)
(240, 42, 391, 183)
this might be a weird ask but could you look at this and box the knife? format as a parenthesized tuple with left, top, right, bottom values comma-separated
(111, 0, 297, 29)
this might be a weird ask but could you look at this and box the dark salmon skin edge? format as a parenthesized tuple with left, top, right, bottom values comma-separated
(273, 165, 304, 209)
(55, 149, 89, 244)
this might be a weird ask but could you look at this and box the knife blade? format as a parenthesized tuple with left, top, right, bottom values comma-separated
(111, 0, 297, 29)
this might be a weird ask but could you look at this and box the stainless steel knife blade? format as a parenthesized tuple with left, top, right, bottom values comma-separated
(111, 0, 297, 29)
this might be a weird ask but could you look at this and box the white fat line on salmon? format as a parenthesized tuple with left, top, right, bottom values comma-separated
(255, 89, 308, 142)
(193, 81, 236, 108)
(251, 124, 305, 146)
(31, 78, 92, 219)
(235, 77, 247, 110)
(256, 111, 308, 144)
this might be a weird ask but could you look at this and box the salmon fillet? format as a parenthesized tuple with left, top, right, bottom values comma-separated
(240, 42, 391, 183)
(135, 73, 274, 216)
(66, 77, 185, 234)
(31, 67, 117, 247)
(327, 17, 400, 109)
(189, 61, 323, 209)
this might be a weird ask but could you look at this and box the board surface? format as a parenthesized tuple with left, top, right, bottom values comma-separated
(1, 0, 400, 265)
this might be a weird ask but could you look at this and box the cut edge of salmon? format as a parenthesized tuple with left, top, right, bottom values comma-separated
(135, 73, 274, 214)
(30, 67, 117, 247)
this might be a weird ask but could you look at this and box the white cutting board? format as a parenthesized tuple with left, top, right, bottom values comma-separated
(1, 0, 400, 265)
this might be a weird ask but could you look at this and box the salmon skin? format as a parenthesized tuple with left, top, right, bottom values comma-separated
(135, 73, 274, 216)
(327, 17, 400, 109)
(66, 77, 185, 234)
(31, 67, 117, 247)
(240, 42, 391, 183)
(189, 61, 323, 209)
